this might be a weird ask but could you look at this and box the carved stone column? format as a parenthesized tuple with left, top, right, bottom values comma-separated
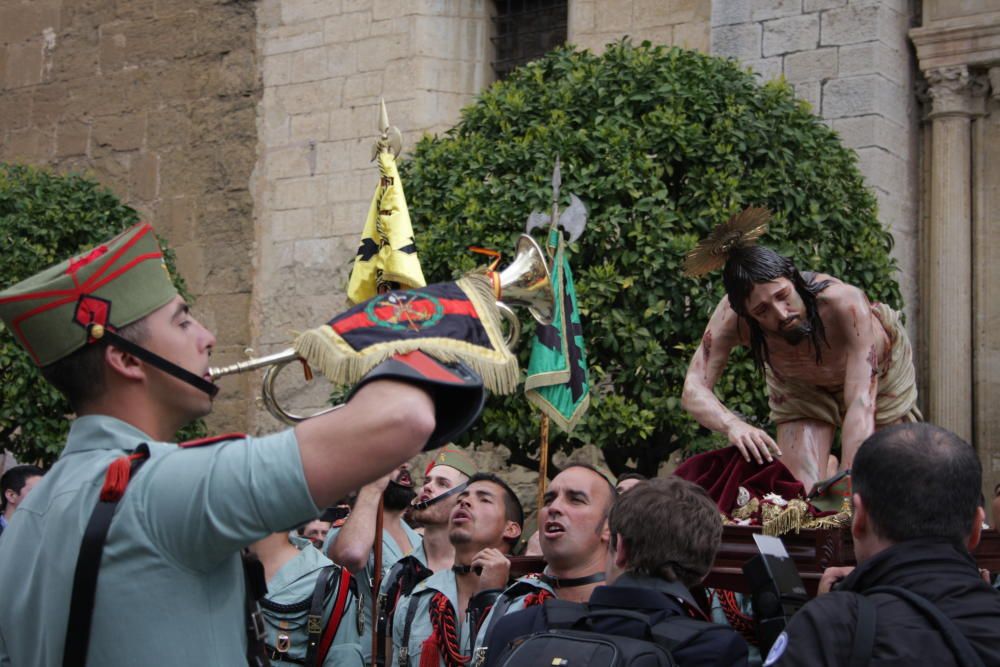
(925, 66, 985, 442)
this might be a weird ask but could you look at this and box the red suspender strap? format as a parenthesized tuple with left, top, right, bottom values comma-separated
(315, 567, 355, 666)
(63, 445, 151, 667)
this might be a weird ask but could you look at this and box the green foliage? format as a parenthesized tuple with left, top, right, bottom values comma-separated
(401, 41, 901, 475)
(0, 164, 205, 466)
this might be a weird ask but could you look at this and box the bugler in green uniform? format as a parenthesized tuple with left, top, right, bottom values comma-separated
(0, 222, 483, 666)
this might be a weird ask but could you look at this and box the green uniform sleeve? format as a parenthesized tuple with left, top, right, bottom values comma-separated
(140, 429, 320, 571)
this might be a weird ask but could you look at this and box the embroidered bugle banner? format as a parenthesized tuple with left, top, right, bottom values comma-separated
(295, 274, 518, 394)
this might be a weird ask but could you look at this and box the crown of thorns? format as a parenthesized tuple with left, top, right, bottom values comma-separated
(682, 207, 771, 277)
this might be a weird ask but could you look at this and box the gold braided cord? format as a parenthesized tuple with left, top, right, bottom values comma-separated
(682, 207, 772, 277)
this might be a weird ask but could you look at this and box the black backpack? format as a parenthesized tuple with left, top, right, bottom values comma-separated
(849, 585, 986, 667)
(492, 599, 717, 667)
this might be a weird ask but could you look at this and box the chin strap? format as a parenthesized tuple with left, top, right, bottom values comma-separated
(88, 324, 219, 398)
(411, 481, 469, 512)
(538, 571, 606, 589)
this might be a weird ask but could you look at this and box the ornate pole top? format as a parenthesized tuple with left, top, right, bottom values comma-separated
(371, 97, 403, 160)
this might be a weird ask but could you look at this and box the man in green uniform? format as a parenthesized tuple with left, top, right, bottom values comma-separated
(472, 463, 614, 665)
(391, 473, 522, 667)
(251, 531, 364, 666)
(0, 222, 483, 666)
(325, 462, 423, 662)
(374, 449, 478, 664)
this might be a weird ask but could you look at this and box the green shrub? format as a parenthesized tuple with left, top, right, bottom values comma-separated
(0, 164, 204, 465)
(401, 41, 901, 475)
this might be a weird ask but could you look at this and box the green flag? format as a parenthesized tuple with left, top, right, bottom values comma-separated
(524, 230, 590, 432)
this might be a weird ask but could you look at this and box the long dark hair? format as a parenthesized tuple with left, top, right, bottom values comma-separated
(722, 245, 831, 370)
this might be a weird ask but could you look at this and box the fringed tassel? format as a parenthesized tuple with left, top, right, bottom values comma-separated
(100, 455, 133, 502)
(419, 631, 442, 667)
(762, 499, 810, 537)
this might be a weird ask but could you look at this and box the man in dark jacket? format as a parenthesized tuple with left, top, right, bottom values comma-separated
(485, 476, 749, 667)
(766, 422, 1000, 666)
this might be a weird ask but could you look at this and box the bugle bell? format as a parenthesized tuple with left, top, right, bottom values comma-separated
(488, 233, 555, 348)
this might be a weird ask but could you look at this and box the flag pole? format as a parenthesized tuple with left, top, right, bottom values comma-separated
(536, 414, 550, 515)
(536, 156, 562, 514)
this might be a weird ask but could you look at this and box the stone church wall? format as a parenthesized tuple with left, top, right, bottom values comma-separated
(0, 0, 261, 431)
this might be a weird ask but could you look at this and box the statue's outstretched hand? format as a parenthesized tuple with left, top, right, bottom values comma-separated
(726, 421, 780, 465)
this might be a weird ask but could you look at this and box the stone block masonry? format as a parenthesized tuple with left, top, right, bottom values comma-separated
(0, 0, 261, 435)
(252, 0, 495, 431)
(710, 0, 921, 345)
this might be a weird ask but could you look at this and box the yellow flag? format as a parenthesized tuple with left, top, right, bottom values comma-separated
(347, 151, 425, 304)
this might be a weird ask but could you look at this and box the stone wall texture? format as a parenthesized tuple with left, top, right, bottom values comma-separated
(711, 0, 922, 349)
(0, 0, 261, 433)
(251, 0, 494, 432)
(569, 0, 711, 53)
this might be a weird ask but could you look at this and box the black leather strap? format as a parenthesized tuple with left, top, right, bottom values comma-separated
(304, 565, 337, 667)
(96, 326, 219, 398)
(411, 481, 469, 512)
(242, 552, 271, 667)
(398, 590, 422, 667)
(63, 445, 150, 667)
(538, 571, 606, 589)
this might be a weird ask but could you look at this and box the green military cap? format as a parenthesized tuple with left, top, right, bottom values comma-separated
(0, 222, 177, 367)
(424, 447, 478, 479)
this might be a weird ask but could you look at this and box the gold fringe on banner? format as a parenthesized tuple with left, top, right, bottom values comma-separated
(293, 274, 520, 395)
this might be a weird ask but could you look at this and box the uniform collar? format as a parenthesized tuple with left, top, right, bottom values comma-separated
(269, 540, 334, 593)
(415, 567, 460, 610)
(62, 415, 156, 457)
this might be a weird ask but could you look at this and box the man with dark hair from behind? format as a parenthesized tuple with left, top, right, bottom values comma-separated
(0, 465, 44, 537)
(765, 423, 1000, 666)
(615, 471, 647, 495)
(486, 476, 749, 667)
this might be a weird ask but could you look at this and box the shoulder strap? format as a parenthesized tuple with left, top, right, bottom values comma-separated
(849, 593, 877, 667)
(303, 565, 338, 666)
(864, 585, 986, 667)
(179, 432, 247, 448)
(242, 553, 271, 667)
(63, 445, 150, 667)
(376, 556, 433, 667)
(398, 589, 423, 667)
(313, 566, 354, 667)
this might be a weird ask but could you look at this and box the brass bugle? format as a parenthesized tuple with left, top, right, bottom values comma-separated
(209, 234, 555, 424)
(491, 234, 555, 347)
(208, 349, 341, 425)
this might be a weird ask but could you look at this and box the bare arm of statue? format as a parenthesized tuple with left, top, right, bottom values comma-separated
(831, 290, 879, 471)
(681, 297, 780, 464)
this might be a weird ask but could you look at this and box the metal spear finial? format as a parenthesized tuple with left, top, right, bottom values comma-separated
(371, 96, 403, 161)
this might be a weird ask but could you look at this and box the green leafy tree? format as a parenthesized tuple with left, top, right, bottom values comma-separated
(0, 164, 204, 466)
(401, 41, 901, 476)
